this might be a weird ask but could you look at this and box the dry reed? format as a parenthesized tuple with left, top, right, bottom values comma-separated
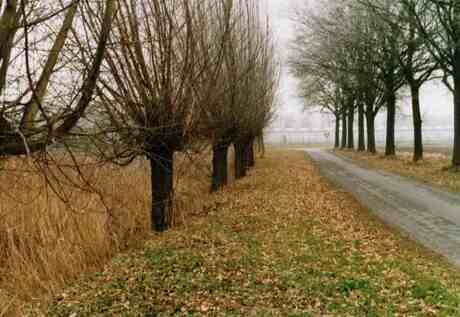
(0, 149, 216, 316)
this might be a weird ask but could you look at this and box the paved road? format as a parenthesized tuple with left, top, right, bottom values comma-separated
(305, 149, 460, 266)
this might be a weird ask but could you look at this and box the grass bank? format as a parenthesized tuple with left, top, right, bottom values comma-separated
(28, 150, 460, 316)
(337, 150, 460, 193)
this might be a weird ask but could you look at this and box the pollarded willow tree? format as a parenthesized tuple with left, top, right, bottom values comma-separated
(230, 16, 277, 180)
(191, 0, 237, 192)
(197, 0, 277, 191)
(87, 0, 277, 231)
(89, 0, 223, 232)
(0, 0, 116, 156)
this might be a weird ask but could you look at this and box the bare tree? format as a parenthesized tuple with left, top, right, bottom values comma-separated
(360, 0, 439, 161)
(400, 0, 460, 167)
(204, 0, 277, 183)
(289, 1, 361, 151)
(398, 2, 438, 161)
(359, 1, 405, 156)
(0, 0, 117, 156)
(83, 0, 277, 229)
(88, 0, 219, 232)
(289, 1, 347, 149)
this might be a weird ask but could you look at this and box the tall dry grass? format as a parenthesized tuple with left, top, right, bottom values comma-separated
(0, 150, 216, 316)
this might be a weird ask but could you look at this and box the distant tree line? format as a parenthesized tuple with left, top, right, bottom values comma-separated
(0, 0, 278, 232)
(289, 0, 460, 167)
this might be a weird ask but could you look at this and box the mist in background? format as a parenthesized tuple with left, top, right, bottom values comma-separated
(263, 0, 454, 146)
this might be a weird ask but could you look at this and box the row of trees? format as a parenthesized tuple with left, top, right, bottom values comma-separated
(290, 0, 460, 166)
(0, 0, 278, 231)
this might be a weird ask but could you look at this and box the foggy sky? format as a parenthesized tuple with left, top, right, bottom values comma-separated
(264, 0, 454, 132)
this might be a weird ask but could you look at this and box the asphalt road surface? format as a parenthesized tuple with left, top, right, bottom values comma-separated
(305, 148, 460, 266)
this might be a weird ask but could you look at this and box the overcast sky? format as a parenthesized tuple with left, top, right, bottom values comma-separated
(263, 0, 303, 112)
(263, 0, 454, 132)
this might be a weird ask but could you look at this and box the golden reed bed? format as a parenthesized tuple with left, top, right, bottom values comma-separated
(0, 150, 218, 316)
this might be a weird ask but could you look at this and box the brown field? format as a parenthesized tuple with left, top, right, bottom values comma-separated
(0, 150, 219, 316)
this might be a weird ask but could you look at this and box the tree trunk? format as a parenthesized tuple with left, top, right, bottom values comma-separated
(452, 81, 460, 168)
(20, 2, 79, 130)
(148, 146, 174, 232)
(211, 143, 229, 192)
(0, 0, 19, 94)
(358, 103, 365, 151)
(452, 2, 460, 168)
(347, 108, 354, 149)
(257, 135, 265, 157)
(341, 110, 347, 149)
(453, 65, 460, 168)
(385, 88, 396, 156)
(366, 107, 376, 154)
(247, 138, 255, 168)
(234, 141, 246, 179)
(410, 83, 423, 162)
(335, 115, 340, 148)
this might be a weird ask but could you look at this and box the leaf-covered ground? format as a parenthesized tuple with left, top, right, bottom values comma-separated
(28, 150, 460, 316)
(337, 149, 460, 193)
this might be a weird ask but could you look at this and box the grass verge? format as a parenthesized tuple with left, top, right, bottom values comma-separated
(336, 149, 460, 193)
(26, 150, 460, 316)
